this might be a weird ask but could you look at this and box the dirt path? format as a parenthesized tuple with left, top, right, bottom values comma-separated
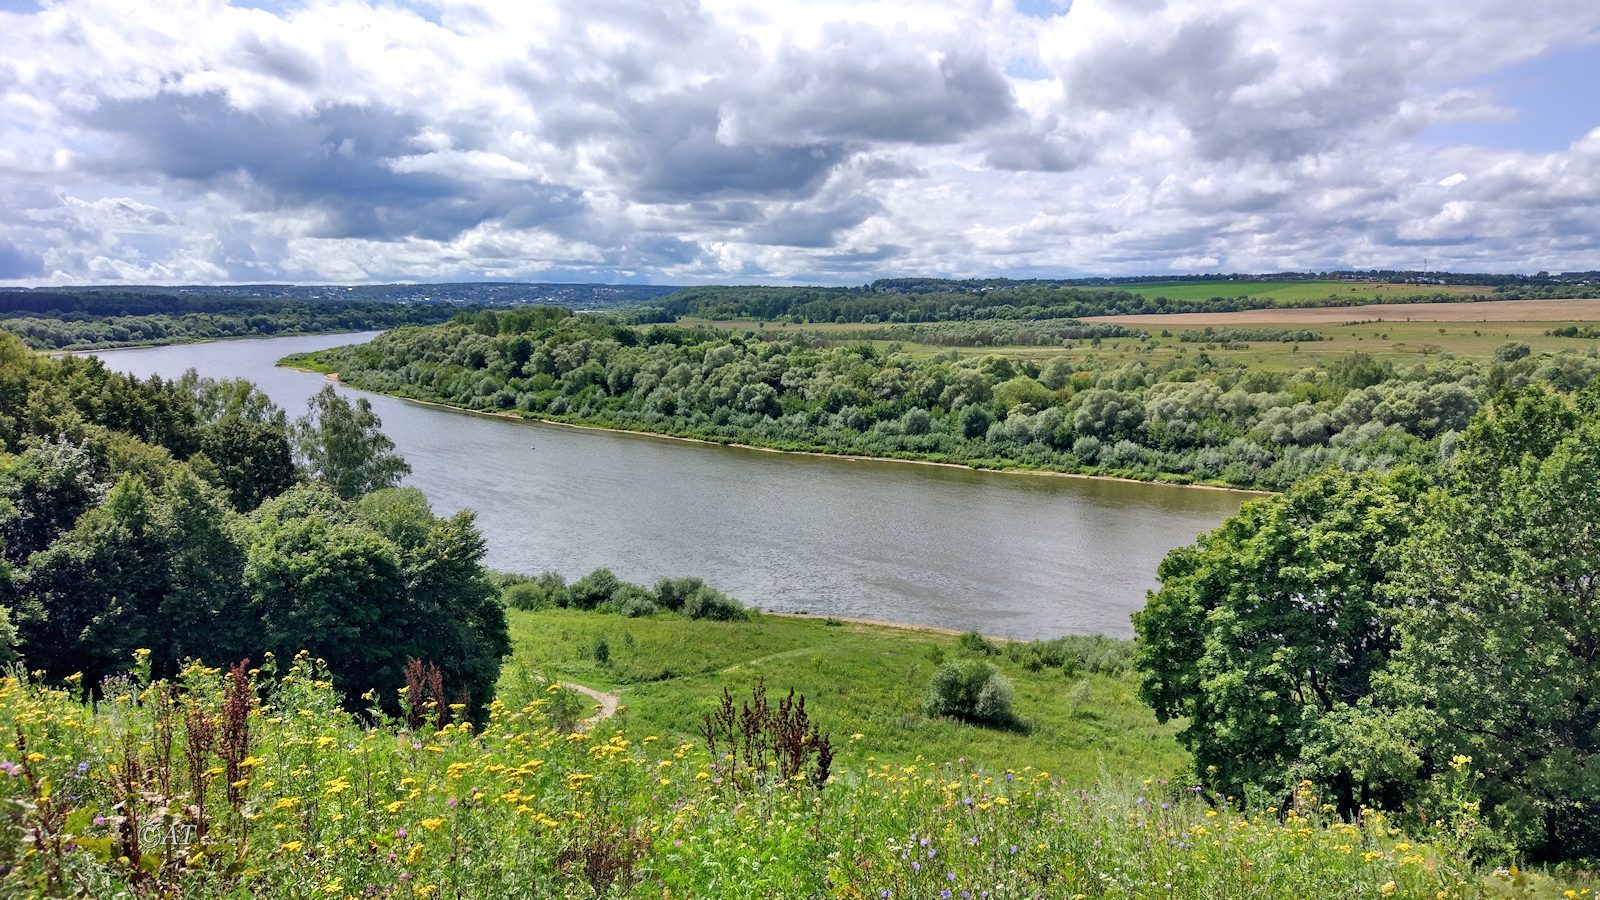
(561, 681, 620, 730)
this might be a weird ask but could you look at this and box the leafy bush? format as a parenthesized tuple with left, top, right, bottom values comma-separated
(501, 571, 570, 610)
(924, 658, 1015, 726)
(1006, 635, 1133, 675)
(957, 630, 999, 656)
(652, 576, 705, 612)
(568, 568, 623, 610)
(602, 583, 659, 617)
(681, 584, 749, 621)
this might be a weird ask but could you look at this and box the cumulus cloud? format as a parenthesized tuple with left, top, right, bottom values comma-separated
(0, 0, 1597, 285)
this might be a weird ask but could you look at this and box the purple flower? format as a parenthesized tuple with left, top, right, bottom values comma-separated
(912, 861, 921, 872)
(76, 762, 89, 774)
(673, 839, 682, 847)
(447, 797, 458, 808)
(1008, 845, 1018, 854)
(93, 815, 107, 826)
(941, 892, 952, 899)
(396, 828, 407, 838)
(928, 849, 936, 859)
(947, 872, 956, 881)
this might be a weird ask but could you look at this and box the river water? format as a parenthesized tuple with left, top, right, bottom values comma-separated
(94, 332, 1247, 639)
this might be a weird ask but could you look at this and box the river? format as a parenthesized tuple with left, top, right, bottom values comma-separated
(93, 332, 1247, 639)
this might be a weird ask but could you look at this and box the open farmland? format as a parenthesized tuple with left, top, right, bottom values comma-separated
(1108, 279, 1489, 303)
(1084, 296, 1600, 325)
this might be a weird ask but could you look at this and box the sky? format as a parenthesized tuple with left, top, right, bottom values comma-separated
(0, 0, 1598, 286)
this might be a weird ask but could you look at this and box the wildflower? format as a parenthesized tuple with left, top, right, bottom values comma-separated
(279, 841, 303, 853)
(420, 818, 445, 831)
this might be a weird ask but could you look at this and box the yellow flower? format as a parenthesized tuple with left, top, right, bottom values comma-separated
(1449, 754, 1473, 772)
(420, 818, 445, 831)
(239, 755, 265, 769)
(133, 648, 151, 658)
(1380, 882, 1396, 896)
(279, 841, 303, 853)
(324, 777, 351, 796)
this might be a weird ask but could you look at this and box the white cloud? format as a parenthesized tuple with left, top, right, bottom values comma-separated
(0, 0, 1597, 284)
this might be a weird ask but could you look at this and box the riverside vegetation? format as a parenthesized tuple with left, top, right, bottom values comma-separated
(3, 314, 1600, 895)
(291, 305, 1600, 490)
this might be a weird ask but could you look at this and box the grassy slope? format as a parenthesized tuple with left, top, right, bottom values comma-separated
(503, 608, 1186, 784)
(10, 659, 1577, 898)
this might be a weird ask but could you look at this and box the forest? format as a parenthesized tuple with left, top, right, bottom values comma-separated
(0, 333, 508, 719)
(299, 308, 1599, 490)
(0, 290, 493, 351)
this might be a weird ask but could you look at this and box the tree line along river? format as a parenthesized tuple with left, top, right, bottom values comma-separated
(94, 332, 1247, 639)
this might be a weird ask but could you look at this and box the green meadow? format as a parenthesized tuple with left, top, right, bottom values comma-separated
(503, 608, 1186, 783)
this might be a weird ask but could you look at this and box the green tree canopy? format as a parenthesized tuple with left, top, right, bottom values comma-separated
(293, 385, 410, 500)
(1381, 385, 1600, 859)
(1133, 467, 1418, 809)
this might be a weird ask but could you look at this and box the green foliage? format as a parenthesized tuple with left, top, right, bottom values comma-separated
(293, 385, 410, 500)
(1004, 635, 1133, 676)
(653, 277, 1493, 324)
(1138, 386, 1600, 862)
(0, 338, 505, 718)
(311, 315, 1600, 490)
(0, 603, 17, 666)
(3, 656, 1561, 898)
(0, 289, 506, 351)
(925, 658, 1015, 727)
(502, 571, 571, 610)
(569, 567, 623, 610)
(1133, 468, 1418, 809)
(1178, 327, 1325, 343)
(1378, 385, 1600, 860)
(956, 630, 999, 656)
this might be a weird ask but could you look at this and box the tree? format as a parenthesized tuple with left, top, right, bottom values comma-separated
(0, 600, 17, 666)
(357, 488, 509, 716)
(196, 416, 299, 511)
(1381, 386, 1600, 859)
(293, 385, 410, 500)
(18, 475, 170, 684)
(244, 485, 410, 700)
(1072, 389, 1145, 441)
(1133, 468, 1417, 809)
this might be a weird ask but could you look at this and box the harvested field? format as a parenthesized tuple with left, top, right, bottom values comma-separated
(1084, 298, 1600, 326)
